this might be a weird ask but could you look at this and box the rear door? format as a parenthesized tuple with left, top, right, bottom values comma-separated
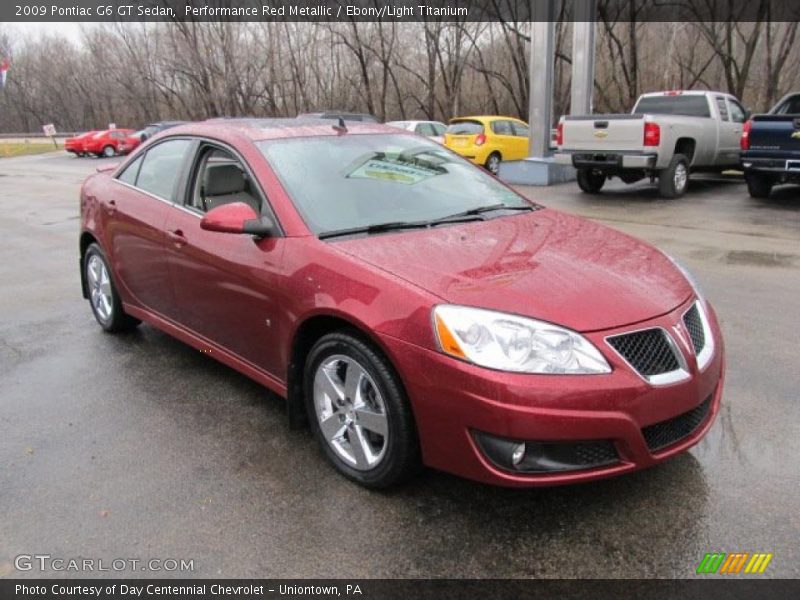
(715, 95, 741, 166)
(105, 138, 194, 315)
(489, 119, 519, 159)
(163, 141, 286, 377)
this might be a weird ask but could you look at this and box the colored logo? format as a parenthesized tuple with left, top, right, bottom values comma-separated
(791, 131, 800, 139)
(696, 552, 773, 574)
(593, 130, 608, 138)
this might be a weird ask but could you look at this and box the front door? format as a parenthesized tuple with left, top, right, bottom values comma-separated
(163, 143, 286, 378)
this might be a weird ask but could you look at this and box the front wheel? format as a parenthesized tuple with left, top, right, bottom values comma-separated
(84, 243, 140, 332)
(304, 332, 420, 488)
(576, 168, 606, 194)
(658, 154, 690, 198)
(485, 152, 501, 175)
(745, 173, 774, 199)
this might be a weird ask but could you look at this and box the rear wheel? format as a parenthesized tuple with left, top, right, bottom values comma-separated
(576, 168, 606, 194)
(658, 154, 690, 198)
(485, 152, 501, 175)
(745, 172, 774, 199)
(84, 243, 140, 332)
(102, 145, 116, 158)
(304, 332, 420, 488)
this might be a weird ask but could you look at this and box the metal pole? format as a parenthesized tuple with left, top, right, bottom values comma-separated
(571, 0, 597, 115)
(528, 0, 555, 158)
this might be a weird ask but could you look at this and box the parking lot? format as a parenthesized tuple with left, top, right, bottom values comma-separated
(1, 151, 798, 578)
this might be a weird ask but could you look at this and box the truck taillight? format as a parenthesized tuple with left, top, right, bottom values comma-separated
(643, 122, 660, 146)
(556, 121, 564, 146)
(740, 119, 751, 150)
(475, 133, 486, 146)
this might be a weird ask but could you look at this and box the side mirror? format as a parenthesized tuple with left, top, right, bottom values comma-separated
(200, 202, 274, 237)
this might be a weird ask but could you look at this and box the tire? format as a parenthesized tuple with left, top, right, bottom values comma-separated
(576, 168, 606, 194)
(304, 331, 420, 488)
(485, 152, 501, 175)
(745, 172, 774, 199)
(658, 153, 690, 198)
(84, 243, 140, 333)
(102, 145, 116, 158)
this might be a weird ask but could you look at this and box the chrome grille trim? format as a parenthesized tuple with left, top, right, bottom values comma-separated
(682, 300, 715, 371)
(605, 326, 689, 386)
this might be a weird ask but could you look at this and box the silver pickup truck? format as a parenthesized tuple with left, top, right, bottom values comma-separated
(554, 90, 748, 197)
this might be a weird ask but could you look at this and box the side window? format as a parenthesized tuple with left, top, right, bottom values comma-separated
(415, 123, 436, 137)
(432, 123, 446, 136)
(715, 97, 729, 121)
(491, 120, 513, 135)
(511, 122, 530, 137)
(189, 146, 261, 215)
(136, 139, 192, 201)
(727, 100, 746, 123)
(117, 155, 143, 186)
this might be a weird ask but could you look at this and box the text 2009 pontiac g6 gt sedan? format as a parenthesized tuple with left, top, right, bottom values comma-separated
(80, 119, 724, 488)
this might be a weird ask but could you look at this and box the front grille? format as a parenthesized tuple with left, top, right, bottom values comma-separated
(607, 328, 680, 377)
(683, 304, 705, 354)
(573, 441, 619, 467)
(642, 396, 712, 452)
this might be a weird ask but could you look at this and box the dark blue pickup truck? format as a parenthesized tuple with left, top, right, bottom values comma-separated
(741, 93, 800, 197)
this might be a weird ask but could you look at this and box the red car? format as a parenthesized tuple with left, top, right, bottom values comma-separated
(64, 131, 98, 156)
(82, 128, 135, 157)
(79, 120, 724, 488)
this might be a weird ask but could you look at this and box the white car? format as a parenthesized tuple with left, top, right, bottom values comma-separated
(385, 120, 447, 144)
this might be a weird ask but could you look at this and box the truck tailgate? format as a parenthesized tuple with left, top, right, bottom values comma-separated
(748, 115, 800, 158)
(561, 115, 645, 153)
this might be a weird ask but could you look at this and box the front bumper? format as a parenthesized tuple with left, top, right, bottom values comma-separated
(555, 151, 656, 170)
(378, 298, 724, 487)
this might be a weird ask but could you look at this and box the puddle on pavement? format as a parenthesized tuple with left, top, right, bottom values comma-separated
(724, 250, 797, 268)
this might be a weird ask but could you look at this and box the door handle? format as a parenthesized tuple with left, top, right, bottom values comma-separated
(167, 229, 187, 248)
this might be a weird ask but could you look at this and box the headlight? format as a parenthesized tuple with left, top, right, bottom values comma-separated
(666, 254, 704, 301)
(432, 305, 611, 374)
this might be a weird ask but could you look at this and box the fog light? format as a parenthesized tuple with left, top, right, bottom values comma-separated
(473, 431, 619, 473)
(511, 443, 526, 466)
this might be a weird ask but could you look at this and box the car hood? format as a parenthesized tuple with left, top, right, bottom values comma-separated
(331, 209, 692, 332)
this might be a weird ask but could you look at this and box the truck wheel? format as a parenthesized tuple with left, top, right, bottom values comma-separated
(576, 169, 605, 194)
(658, 154, 690, 198)
(745, 173, 774, 199)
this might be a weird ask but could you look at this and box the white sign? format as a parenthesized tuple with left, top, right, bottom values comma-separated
(109, 123, 116, 130)
(42, 123, 56, 137)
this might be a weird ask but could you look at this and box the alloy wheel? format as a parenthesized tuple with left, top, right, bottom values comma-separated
(313, 354, 389, 470)
(86, 255, 113, 322)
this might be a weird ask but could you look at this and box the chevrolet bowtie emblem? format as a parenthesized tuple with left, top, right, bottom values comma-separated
(593, 130, 608, 138)
(791, 131, 800, 140)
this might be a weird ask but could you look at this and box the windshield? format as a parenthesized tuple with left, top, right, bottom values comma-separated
(633, 95, 711, 118)
(258, 134, 534, 236)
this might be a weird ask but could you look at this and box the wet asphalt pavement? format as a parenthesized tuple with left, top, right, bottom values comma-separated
(1, 153, 799, 579)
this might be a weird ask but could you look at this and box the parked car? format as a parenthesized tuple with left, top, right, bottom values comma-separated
(740, 92, 800, 198)
(298, 111, 380, 123)
(385, 120, 447, 143)
(79, 119, 724, 488)
(119, 121, 187, 155)
(83, 128, 136, 157)
(65, 131, 99, 156)
(555, 90, 748, 197)
(444, 116, 530, 174)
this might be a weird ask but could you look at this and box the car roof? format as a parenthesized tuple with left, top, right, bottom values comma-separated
(450, 116, 526, 124)
(162, 117, 400, 143)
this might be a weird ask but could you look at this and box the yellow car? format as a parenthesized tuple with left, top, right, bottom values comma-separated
(444, 116, 530, 174)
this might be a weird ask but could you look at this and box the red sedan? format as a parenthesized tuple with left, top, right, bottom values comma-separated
(64, 131, 98, 156)
(83, 128, 135, 157)
(79, 119, 724, 488)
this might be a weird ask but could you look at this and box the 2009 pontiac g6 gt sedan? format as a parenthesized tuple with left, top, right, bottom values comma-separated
(79, 119, 724, 488)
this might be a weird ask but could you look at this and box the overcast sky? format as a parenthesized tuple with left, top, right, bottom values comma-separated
(8, 22, 90, 45)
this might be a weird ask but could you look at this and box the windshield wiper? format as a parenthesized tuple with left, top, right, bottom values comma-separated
(319, 220, 431, 240)
(430, 203, 535, 224)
